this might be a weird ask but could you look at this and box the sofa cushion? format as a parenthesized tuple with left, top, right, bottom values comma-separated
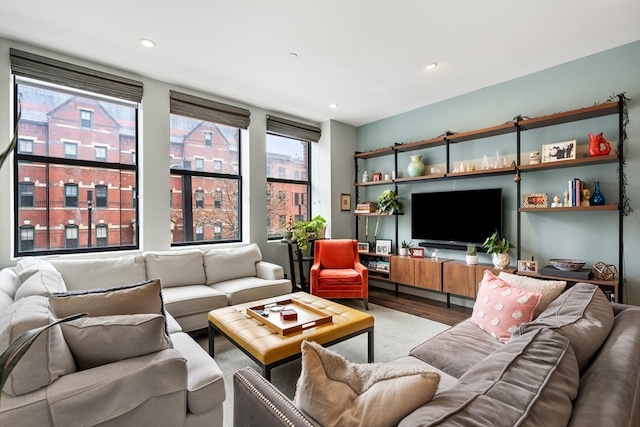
(162, 285, 228, 317)
(61, 313, 173, 370)
(399, 328, 580, 427)
(210, 276, 292, 305)
(410, 319, 502, 379)
(49, 279, 165, 319)
(514, 282, 614, 371)
(471, 271, 541, 342)
(14, 269, 67, 301)
(14, 257, 58, 286)
(294, 340, 440, 427)
(49, 255, 146, 291)
(0, 296, 75, 396)
(497, 271, 566, 316)
(203, 243, 262, 285)
(144, 249, 206, 288)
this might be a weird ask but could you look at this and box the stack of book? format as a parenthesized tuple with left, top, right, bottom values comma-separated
(376, 261, 390, 272)
(355, 201, 378, 214)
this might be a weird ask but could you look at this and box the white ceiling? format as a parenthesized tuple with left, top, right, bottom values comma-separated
(1, 1, 639, 127)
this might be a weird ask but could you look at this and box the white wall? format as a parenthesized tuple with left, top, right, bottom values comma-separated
(0, 37, 357, 284)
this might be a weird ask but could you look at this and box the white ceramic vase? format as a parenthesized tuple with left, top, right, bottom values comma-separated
(466, 255, 478, 265)
(399, 248, 408, 256)
(492, 253, 510, 269)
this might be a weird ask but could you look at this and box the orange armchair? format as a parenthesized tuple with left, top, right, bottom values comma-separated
(310, 239, 369, 310)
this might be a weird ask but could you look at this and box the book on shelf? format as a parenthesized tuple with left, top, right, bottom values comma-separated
(376, 261, 390, 271)
(355, 201, 378, 213)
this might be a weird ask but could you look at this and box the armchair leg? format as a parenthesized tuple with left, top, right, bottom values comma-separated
(362, 298, 369, 310)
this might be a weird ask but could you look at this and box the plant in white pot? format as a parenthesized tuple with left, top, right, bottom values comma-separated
(465, 243, 478, 265)
(481, 230, 514, 269)
(400, 240, 413, 256)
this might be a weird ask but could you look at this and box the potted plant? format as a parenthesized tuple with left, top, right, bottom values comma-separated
(293, 215, 327, 251)
(377, 189, 400, 215)
(400, 240, 413, 256)
(481, 230, 514, 269)
(465, 243, 478, 265)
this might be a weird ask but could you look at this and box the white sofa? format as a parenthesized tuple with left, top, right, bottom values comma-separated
(0, 243, 291, 427)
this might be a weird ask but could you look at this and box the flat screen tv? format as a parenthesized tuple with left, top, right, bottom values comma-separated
(412, 188, 502, 250)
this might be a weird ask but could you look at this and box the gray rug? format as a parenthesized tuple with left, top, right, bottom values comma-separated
(197, 300, 450, 427)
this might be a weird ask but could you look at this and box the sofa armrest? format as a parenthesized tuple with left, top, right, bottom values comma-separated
(234, 367, 319, 427)
(256, 261, 285, 280)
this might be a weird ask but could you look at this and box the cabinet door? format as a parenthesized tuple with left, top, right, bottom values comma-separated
(443, 261, 477, 298)
(390, 256, 414, 285)
(414, 259, 443, 291)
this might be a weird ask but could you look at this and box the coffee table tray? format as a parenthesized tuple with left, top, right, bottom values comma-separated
(246, 298, 333, 336)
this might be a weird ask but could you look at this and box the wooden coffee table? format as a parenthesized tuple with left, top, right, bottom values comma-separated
(208, 292, 374, 380)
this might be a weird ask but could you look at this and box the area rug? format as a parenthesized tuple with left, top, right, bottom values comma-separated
(197, 300, 451, 427)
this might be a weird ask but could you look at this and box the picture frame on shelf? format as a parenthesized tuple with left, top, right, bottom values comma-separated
(523, 193, 548, 208)
(518, 259, 538, 273)
(340, 193, 351, 211)
(375, 239, 391, 255)
(542, 140, 576, 163)
(357, 242, 369, 252)
(410, 247, 425, 258)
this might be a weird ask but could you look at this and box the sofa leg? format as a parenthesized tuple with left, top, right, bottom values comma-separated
(363, 298, 369, 310)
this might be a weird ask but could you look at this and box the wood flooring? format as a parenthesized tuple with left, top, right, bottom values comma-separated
(368, 286, 472, 326)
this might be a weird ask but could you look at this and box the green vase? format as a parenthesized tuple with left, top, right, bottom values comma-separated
(407, 155, 425, 177)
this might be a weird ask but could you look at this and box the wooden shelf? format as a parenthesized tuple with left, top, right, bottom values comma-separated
(354, 179, 394, 187)
(518, 101, 620, 130)
(518, 154, 619, 172)
(394, 173, 445, 184)
(394, 136, 447, 152)
(445, 166, 516, 179)
(446, 122, 517, 143)
(354, 212, 403, 216)
(519, 205, 619, 213)
(516, 271, 616, 288)
(354, 147, 394, 159)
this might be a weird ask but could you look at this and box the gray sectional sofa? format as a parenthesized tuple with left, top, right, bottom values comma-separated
(233, 283, 640, 426)
(0, 243, 292, 426)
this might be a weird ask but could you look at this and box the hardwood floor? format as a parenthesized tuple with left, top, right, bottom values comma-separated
(368, 286, 472, 326)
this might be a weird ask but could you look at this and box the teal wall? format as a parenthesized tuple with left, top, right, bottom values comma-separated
(357, 41, 640, 305)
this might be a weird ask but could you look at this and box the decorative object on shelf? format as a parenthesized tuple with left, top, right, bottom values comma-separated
(518, 259, 538, 273)
(375, 239, 391, 255)
(592, 261, 618, 281)
(340, 193, 351, 211)
(589, 181, 606, 206)
(580, 188, 591, 207)
(377, 189, 400, 214)
(406, 155, 425, 177)
(482, 230, 514, 270)
(465, 243, 478, 265)
(357, 243, 369, 252)
(400, 240, 413, 256)
(430, 248, 439, 261)
(466, 163, 475, 172)
(523, 193, 548, 208)
(293, 215, 327, 250)
(529, 151, 540, 164)
(481, 154, 490, 170)
(551, 195, 562, 208)
(384, 174, 391, 181)
(549, 259, 586, 271)
(372, 172, 382, 181)
(362, 170, 369, 183)
(542, 140, 576, 163)
(588, 132, 612, 157)
(410, 247, 424, 258)
(563, 190, 570, 207)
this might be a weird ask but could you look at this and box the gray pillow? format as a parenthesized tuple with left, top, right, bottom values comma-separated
(15, 269, 67, 301)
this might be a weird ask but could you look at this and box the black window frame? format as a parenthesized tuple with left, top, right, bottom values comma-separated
(95, 184, 108, 208)
(18, 181, 35, 207)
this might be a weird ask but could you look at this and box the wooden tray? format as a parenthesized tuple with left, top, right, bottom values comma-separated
(246, 299, 333, 336)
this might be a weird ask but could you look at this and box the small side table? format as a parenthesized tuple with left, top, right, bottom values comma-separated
(281, 238, 316, 292)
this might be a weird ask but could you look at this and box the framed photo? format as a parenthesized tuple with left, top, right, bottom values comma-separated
(340, 193, 351, 211)
(410, 247, 425, 258)
(523, 193, 548, 208)
(375, 239, 391, 255)
(518, 259, 538, 273)
(357, 242, 369, 253)
(542, 140, 577, 163)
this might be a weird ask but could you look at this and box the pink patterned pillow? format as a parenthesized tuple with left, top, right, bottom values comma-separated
(472, 271, 542, 342)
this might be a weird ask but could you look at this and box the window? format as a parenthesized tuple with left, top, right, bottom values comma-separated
(18, 138, 33, 154)
(64, 142, 78, 159)
(80, 109, 92, 128)
(19, 225, 35, 252)
(11, 49, 141, 256)
(96, 224, 108, 247)
(18, 182, 35, 207)
(95, 146, 107, 161)
(95, 185, 108, 208)
(266, 115, 320, 239)
(65, 225, 79, 249)
(64, 183, 78, 207)
(169, 90, 249, 245)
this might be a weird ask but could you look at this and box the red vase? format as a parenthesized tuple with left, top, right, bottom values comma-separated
(588, 132, 611, 157)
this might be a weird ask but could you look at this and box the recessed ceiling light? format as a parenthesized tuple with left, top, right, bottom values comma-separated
(425, 62, 438, 71)
(289, 52, 298, 58)
(140, 38, 155, 48)
(330, 104, 338, 109)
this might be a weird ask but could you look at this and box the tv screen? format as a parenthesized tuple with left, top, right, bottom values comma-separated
(411, 188, 502, 250)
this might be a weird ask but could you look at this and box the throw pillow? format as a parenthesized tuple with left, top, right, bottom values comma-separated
(203, 243, 262, 285)
(61, 313, 173, 370)
(497, 271, 566, 316)
(14, 257, 58, 286)
(294, 340, 440, 427)
(471, 271, 541, 342)
(0, 296, 75, 396)
(49, 255, 146, 291)
(143, 249, 206, 288)
(14, 269, 67, 301)
(49, 279, 165, 319)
